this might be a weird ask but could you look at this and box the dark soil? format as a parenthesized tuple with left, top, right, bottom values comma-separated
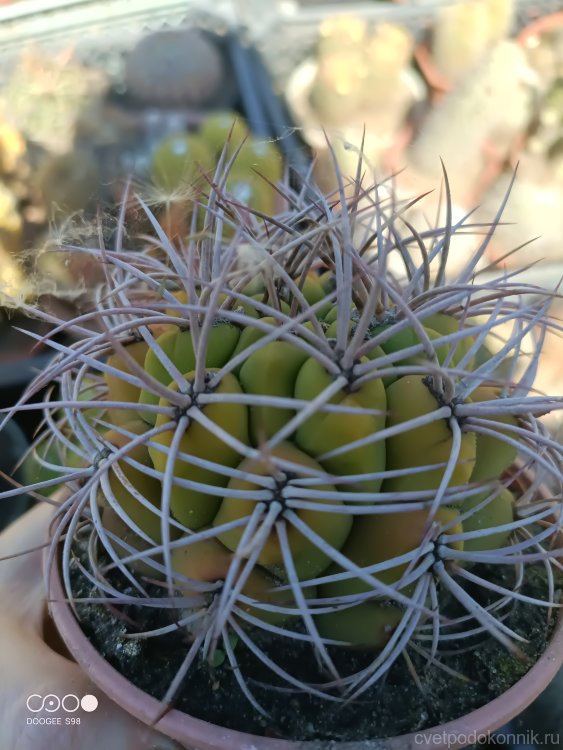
(69, 540, 557, 744)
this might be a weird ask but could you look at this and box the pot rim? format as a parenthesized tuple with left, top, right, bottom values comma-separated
(516, 11, 563, 46)
(46, 476, 563, 750)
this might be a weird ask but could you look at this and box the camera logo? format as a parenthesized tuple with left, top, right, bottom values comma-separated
(26, 694, 98, 713)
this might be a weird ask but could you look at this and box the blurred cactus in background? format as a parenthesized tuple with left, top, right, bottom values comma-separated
(292, 15, 420, 191)
(408, 41, 533, 203)
(311, 16, 414, 126)
(430, 0, 515, 84)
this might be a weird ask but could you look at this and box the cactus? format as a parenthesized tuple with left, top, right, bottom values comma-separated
(408, 41, 533, 202)
(310, 18, 414, 126)
(363, 23, 414, 107)
(147, 121, 283, 240)
(199, 110, 250, 161)
(149, 132, 213, 193)
(430, 0, 515, 84)
(303, 18, 417, 189)
(3, 142, 562, 736)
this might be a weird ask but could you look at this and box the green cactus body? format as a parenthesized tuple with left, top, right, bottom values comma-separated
(240, 293, 289, 318)
(315, 506, 463, 647)
(151, 133, 213, 192)
(239, 340, 309, 444)
(229, 316, 274, 375)
(199, 111, 250, 160)
(230, 138, 283, 186)
(139, 322, 241, 422)
(171, 536, 305, 627)
(225, 175, 277, 221)
(323, 303, 348, 324)
(315, 603, 404, 648)
(377, 324, 450, 366)
(150, 370, 249, 530)
(318, 270, 336, 294)
(383, 375, 476, 492)
(459, 488, 514, 552)
(104, 419, 167, 542)
(422, 313, 476, 369)
(294, 356, 387, 493)
(283, 273, 332, 318)
(324, 319, 395, 386)
(469, 385, 519, 481)
(104, 341, 150, 425)
(102, 507, 169, 579)
(320, 507, 463, 597)
(213, 442, 353, 581)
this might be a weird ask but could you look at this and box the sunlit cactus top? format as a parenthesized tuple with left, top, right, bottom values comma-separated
(3, 144, 562, 715)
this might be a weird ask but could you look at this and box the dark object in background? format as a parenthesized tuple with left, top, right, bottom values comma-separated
(229, 35, 311, 177)
(515, 675, 563, 748)
(124, 28, 227, 108)
(491, 677, 563, 749)
(0, 305, 71, 441)
(0, 418, 31, 530)
(84, 26, 310, 227)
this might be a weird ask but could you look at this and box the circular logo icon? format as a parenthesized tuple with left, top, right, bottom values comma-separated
(80, 695, 99, 712)
(26, 693, 98, 713)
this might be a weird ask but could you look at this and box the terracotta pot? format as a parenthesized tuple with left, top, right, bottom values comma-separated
(46, 474, 563, 750)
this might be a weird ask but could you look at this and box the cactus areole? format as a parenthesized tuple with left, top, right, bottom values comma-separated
(4, 145, 562, 746)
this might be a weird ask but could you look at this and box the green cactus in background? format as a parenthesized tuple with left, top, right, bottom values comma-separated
(4, 139, 562, 726)
(147, 112, 283, 226)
